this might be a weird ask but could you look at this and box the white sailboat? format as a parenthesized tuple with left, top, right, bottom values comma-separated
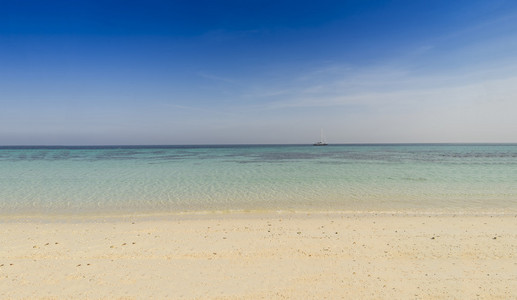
(313, 129, 328, 146)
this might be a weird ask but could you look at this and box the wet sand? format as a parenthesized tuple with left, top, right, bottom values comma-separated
(1, 212, 517, 299)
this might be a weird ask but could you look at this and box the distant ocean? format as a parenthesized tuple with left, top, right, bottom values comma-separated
(1, 144, 516, 216)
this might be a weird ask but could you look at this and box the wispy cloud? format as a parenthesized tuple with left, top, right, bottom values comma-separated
(248, 58, 517, 114)
(197, 71, 235, 83)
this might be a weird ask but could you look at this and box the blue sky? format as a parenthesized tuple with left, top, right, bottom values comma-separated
(2, 0, 517, 145)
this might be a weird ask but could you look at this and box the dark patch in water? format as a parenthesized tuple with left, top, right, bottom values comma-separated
(1, 144, 517, 164)
(317, 161, 353, 165)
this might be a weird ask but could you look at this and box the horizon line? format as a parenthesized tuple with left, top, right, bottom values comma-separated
(1, 142, 517, 148)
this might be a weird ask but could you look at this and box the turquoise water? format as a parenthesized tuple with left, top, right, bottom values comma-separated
(1, 144, 516, 215)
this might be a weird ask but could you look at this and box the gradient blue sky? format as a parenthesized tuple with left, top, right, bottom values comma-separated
(2, 0, 517, 145)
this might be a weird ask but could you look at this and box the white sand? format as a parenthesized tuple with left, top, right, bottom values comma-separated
(1, 212, 517, 299)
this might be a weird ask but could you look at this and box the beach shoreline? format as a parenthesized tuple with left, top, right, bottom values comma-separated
(2, 208, 517, 222)
(1, 211, 516, 299)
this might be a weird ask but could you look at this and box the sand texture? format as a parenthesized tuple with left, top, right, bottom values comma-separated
(1, 213, 517, 299)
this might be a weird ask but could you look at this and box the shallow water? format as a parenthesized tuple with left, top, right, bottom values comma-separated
(1, 144, 516, 215)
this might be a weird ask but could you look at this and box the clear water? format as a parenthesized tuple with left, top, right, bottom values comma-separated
(1, 144, 516, 216)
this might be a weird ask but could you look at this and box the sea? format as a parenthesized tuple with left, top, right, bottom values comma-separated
(1, 144, 516, 216)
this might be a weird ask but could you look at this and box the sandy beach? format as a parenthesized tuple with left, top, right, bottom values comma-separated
(1, 212, 517, 299)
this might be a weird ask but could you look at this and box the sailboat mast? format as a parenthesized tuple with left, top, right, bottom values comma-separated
(314, 128, 328, 146)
